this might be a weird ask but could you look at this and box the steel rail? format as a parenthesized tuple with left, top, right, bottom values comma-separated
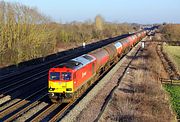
(0, 87, 46, 119)
(3, 93, 48, 122)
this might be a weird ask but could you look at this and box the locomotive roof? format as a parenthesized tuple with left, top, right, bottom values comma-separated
(59, 54, 95, 70)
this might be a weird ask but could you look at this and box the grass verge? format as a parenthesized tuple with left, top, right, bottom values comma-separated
(163, 84, 180, 119)
(164, 45, 180, 72)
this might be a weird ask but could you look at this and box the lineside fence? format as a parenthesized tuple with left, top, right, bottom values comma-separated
(160, 78, 180, 85)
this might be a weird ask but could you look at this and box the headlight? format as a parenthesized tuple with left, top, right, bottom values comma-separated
(66, 88, 72, 91)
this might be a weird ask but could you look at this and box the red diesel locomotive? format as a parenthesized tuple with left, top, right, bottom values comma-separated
(48, 30, 147, 103)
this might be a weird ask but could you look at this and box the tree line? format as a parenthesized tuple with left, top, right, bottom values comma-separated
(0, 1, 56, 66)
(161, 24, 180, 42)
(0, 1, 136, 67)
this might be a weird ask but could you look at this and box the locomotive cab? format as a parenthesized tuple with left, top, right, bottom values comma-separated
(48, 54, 96, 103)
(48, 67, 74, 102)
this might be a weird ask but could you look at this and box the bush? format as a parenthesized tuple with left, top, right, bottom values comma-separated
(160, 24, 180, 41)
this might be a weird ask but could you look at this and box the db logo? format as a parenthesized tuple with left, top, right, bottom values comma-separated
(82, 72, 87, 78)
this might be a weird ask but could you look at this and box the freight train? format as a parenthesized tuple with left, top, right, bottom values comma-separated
(48, 30, 148, 103)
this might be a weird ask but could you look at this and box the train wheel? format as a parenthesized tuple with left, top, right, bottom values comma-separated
(50, 98, 58, 103)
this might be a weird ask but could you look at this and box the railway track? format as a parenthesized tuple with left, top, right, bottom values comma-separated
(30, 103, 62, 121)
(1, 66, 113, 122)
(38, 59, 122, 122)
(0, 34, 129, 105)
(0, 87, 47, 120)
(0, 34, 131, 121)
(0, 76, 47, 106)
(1, 32, 152, 121)
(3, 93, 48, 122)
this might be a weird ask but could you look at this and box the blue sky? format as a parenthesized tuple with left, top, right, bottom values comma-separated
(5, 0, 180, 24)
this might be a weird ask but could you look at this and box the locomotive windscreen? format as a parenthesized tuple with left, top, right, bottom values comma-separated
(62, 72, 72, 80)
(50, 72, 60, 80)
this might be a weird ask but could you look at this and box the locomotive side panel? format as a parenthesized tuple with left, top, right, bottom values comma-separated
(73, 62, 95, 91)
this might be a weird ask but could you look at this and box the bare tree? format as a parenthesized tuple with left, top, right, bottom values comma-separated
(95, 15, 104, 31)
(0, 1, 55, 65)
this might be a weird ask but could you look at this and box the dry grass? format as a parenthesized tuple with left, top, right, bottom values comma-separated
(100, 42, 175, 122)
(164, 46, 180, 72)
